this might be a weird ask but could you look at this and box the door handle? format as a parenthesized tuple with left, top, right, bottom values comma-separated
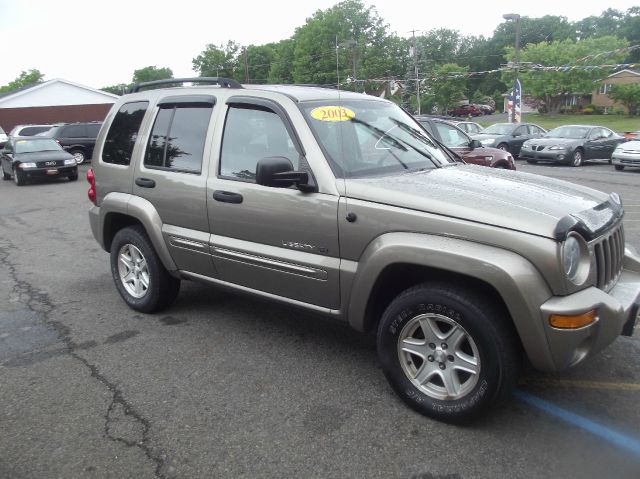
(213, 190, 243, 204)
(135, 177, 156, 188)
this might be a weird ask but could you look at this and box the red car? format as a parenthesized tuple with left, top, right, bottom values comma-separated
(416, 116, 516, 169)
(448, 104, 482, 117)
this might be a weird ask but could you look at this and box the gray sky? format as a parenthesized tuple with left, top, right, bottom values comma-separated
(1, 0, 638, 89)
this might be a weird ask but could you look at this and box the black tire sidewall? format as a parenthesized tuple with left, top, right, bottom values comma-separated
(110, 226, 169, 313)
(377, 286, 514, 422)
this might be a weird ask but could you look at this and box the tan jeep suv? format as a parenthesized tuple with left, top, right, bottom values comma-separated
(87, 78, 640, 423)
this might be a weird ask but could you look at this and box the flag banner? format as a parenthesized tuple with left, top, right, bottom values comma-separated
(513, 78, 522, 123)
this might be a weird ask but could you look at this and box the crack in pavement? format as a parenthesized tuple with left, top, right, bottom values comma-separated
(0, 240, 170, 478)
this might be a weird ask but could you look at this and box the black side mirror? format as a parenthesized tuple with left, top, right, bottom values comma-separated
(469, 139, 482, 149)
(256, 156, 314, 192)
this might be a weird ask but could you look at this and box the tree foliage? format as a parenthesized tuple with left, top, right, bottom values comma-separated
(431, 64, 468, 114)
(503, 36, 628, 114)
(192, 40, 243, 81)
(608, 83, 640, 115)
(0, 69, 44, 94)
(132, 66, 173, 84)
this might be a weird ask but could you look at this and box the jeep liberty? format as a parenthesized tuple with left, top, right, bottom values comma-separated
(88, 78, 640, 422)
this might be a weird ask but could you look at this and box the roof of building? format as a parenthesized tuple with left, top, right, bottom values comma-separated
(0, 79, 119, 108)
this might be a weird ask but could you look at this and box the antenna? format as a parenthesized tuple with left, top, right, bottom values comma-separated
(336, 35, 340, 93)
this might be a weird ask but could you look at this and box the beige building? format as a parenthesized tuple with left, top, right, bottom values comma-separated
(592, 69, 640, 113)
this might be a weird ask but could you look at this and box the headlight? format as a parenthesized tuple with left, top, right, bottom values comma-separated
(549, 145, 567, 151)
(64, 158, 77, 165)
(19, 162, 37, 168)
(562, 234, 590, 285)
(521, 143, 530, 149)
(480, 138, 495, 145)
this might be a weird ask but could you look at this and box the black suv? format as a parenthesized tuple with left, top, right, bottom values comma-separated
(39, 122, 102, 164)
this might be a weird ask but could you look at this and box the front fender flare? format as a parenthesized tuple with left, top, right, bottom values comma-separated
(346, 232, 556, 371)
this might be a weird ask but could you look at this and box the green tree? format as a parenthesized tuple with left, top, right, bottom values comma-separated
(431, 63, 468, 114)
(245, 44, 275, 83)
(0, 69, 44, 94)
(268, 39, 296, 84)
(608, 83, 640, 115)
(291, 0, 397, 87)
(132, 66, 173, 84)
(503, 36, 628, 114)
(193, 40, 242, 81)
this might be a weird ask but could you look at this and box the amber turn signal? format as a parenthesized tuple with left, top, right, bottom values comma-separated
(549, 310, 597, 329)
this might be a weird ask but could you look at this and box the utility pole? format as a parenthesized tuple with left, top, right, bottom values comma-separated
(243, 47, 249, 84)
(410, 30, 421, 115)
(503, 13, 521, 123)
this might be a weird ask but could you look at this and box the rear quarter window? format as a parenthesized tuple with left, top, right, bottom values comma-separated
(102, 101, 149, 166)
(61, 124, 86, 138)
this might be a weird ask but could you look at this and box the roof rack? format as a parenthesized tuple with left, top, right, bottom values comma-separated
(128, 77, 243, 94)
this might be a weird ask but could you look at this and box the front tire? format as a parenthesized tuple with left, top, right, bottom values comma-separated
(110, 225, 180, 313)
(526, 159, 537, 164)
(614, 165, 624, 171)
(377, 283, 520, 423)
(2, 169, 10, 180)
(571, 149, 583, 167)
(13, 168, 25, 186)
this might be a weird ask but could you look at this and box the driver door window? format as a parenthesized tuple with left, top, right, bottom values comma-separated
(220, 106, 298, 181)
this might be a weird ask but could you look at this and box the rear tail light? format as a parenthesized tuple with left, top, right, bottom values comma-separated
(87, 168, 96, 205)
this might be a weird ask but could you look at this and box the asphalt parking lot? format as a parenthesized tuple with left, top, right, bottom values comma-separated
(1, 161, 639, 478)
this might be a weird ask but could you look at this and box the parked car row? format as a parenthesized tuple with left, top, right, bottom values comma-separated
(447, 104, 495, 117)
(0, 121, 102, 186)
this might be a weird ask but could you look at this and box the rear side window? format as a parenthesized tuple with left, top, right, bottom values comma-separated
(103, 101, 149, 165)
(144, 105, 212, 173)
(62, 124, 86, 138)
(21, 126, 50, 136)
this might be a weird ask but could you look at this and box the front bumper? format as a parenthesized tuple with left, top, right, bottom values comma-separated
(612, 151, 640, 168)
(539, 268, 640, 370)
(21, 166, 77, 178)
(520, 148, 569, 163)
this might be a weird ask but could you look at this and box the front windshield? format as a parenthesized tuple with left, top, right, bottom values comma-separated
(545, 126, 589, 139)
(482, 123, 514, 135)
(15, 139, 63, 153)
(301, 100, 449, 178)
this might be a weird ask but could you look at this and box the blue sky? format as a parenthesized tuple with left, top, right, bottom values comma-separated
(0, 0, 638, 88)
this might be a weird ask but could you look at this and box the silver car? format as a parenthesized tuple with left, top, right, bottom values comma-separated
(612, 140, 640, 171)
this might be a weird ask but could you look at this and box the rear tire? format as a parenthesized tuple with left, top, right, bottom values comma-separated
(2, 170, 10, 180)
(377, 282, 520, 423)
(110, 225, 180, 313)
(70, 149, 86, 165)
(497, 143, 509, 152)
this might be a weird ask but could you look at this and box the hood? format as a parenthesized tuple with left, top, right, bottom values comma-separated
(345, 164, 610, 239)
(15, 150, 74, 162)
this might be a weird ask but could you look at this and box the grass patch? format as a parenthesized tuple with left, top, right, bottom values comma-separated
(478, 114, 639, 132)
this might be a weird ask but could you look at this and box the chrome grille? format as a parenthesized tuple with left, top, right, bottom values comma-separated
(593, 224, 624, 291)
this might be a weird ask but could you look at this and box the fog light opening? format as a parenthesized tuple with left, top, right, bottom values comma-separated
(549, 310, 597, 329)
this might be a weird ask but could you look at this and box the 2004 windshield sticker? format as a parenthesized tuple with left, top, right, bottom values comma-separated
(311, 106, 355, 122)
